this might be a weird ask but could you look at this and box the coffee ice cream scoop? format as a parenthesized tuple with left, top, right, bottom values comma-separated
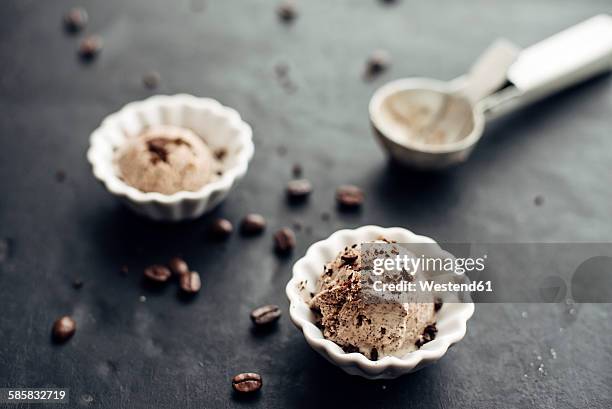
(115, 125, 218, 195)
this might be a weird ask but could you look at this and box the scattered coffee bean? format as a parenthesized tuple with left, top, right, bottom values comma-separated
(370, 347, 379, 361)
(72, 279, 83, 289)
(286, 179, 312, 201)
(336, 185, 364, 208)
(55, 170, 66, 183)
(291, 163, 302, 177)
(210, 218, 233, 239)
(63, 7, 88, 33)
(250, 304, 282, 326)
(180, 271, 201, 293)
(144, 264, 172, 283)
(365, 50, 391, 78)
(142, 71, 161, 89)
(78, 35, 103, 61)
(274, 227, 296, 254)
(434, 298, 443, 312)
(169, 257, 189, 276)
(240, 214, 266, 236)
(277, 1, 297, 23)
(232, 373, 262, 393)
(534, 195, 544, 206)
(52, 316, 76, 343)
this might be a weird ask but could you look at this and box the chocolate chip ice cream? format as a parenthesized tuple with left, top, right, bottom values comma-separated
(114, 125, 220, 195)
(309, 240, 437, 360)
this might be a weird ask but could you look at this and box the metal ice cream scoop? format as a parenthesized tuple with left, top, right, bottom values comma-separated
(369, 14, 612, 169)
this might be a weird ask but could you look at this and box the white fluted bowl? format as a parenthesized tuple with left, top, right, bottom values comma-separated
(286, 225, 474, 379)
(87, 94, 254, 221)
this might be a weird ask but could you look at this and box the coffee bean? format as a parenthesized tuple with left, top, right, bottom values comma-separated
(144, 265, 172, 283)
(240, 214, 266, 236)
(250, 304, 282, 326)
(210, 218, 233, 239)
(78, 35, 103, 61)
(277, 1, 297, 23)
(434, 298, 443, 312)
(169, 257, 189, 276)
(180, 271, 201, 293)
(232, 373, 262, 393)
(286, 179, 312, 201)
(142, 71, 161, 89)
(365, 50, 391, 78)
(63, 7, 88, 33)
(336, 185, 364, 208)
(52, 316, 76, 343)
(274, 227, 296, 254)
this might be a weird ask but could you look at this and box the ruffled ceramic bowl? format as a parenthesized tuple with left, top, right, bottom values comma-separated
(87, 94, 254, 221)
(286, 225, 475, 379)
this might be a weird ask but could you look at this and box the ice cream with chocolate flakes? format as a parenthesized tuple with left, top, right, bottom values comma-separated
(114, 125, 221, 195)
(309, 240, 437, 360)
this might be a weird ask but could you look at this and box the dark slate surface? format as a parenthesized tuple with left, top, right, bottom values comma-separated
(1, 1, 611, 408)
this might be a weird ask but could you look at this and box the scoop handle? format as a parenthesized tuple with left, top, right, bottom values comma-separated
(486, 14, 612, 118)
(462, 39, 521, 103)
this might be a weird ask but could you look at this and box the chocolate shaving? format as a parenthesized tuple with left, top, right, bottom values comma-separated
(146, 137, 192, 164)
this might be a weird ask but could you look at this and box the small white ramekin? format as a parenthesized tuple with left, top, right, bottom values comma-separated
(286, 225, 474, 379)
(87, 94, 254, 221)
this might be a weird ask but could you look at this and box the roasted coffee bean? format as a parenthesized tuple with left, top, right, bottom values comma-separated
(274, 228, 296, 254)
(232, 373, 262, 393)
(286, 179, 312, 201)
(336, 185, 364, 208)
(169, 257, 189, 276)
(180, 271, 201, 293)
(210, 218, 233, 239)
(277, 1, 297, 23)
(365, 50, 391, 77)
(434, 298, 443, 312)
(78, 35, 103, 61)
(240, 214, 266, 236)
(250, 305, 282, 326)
(52, 316, 76, 343)
(142, 71, 161, 89)
(63, 7, 88, 33)
(144, 265, 172, 283)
